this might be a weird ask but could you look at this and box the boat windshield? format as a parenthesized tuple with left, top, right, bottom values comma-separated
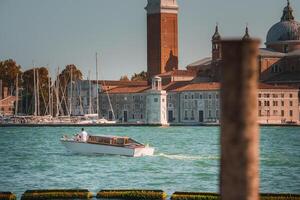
(87, 135, 131, 146)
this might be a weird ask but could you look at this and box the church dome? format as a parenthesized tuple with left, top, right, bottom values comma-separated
(266, 20, 300, 44)
(266, 0, 300, 44)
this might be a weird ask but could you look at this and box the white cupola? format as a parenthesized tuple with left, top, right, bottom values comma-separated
(152, 76, 162, 91)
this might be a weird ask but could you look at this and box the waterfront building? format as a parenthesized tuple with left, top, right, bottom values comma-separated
(99, 77, 168, 125)
(99, 81, 299, 125)
(258, 84, 299, 124)
(167, 82, 220, 124)
(99, 85, 148, 123)
(167, 83, 299, 124)
(68, 80, 148, 116)
(0, 87, 16, 116)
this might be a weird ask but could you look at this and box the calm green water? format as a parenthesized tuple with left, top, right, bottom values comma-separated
(0, 126, 299, 198)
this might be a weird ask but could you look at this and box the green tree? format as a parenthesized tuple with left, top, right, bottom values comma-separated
(131, 71, 147, 81)
(0, 59, 22, 94)
(120, 75, 129, 81)
(55, 64, 83, 115)
(22, 67, 51, 115)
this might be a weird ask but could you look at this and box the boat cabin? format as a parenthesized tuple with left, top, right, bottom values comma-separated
(87, 135, 130, 146)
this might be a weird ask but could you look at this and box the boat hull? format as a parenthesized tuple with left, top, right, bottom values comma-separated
(61, 140, 154, 157)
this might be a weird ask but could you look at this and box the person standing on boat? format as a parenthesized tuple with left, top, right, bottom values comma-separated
(80, 128, 88, 142)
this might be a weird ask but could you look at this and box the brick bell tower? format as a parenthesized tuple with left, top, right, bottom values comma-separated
(145, 0, 179, 81)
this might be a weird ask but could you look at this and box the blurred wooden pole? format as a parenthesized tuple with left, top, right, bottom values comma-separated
(220, 37, 260, 200)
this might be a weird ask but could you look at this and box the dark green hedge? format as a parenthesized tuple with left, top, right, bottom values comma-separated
(171, 192, 219, 200)
(261, 193, 300, 200)
(20, 189, 93, 200)
(96, 189, 167, 200)
(0, 192, 17, 200)
(171, 192, 300, 200)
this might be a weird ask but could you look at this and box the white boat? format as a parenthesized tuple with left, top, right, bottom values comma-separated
(61, 134, 154, 157)
(96, 118, 116, 124)
(77, 120, 96, 125)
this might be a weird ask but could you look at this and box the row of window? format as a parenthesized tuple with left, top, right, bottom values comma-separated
(115, 104, 144, 110)
(258, 93, 294, 98)
(114, 113, 144, 120)
(108, 95, 145, 101)
(183, 93, 219, 100)
(184, 110, 219, 119)
(258, 100, 294, 107)
(183, 100, 219, 109)
(259, 110, 294, 117)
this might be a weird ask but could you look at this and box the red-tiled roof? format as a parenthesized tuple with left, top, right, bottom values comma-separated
(93, 80, 148, 87)
(259, 83, 298, 90)
(100, 80, 298, 94)
(158, 70, 196, 77)
(104, 86, 150, 94)
(168, 82, 298, 92)
(163, 81, 191, 91)
(170, 82, 220, 92)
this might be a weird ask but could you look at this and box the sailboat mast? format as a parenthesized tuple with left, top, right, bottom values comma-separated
(51, 87, 54, 117)
(15, 73, 19, 116)
(88, 70, 92, 114)
(69, 67, 73, 116)
(48, 68, 51, 116)
(36, 68, 40, 116)
(96, 52, 99, 118)
(105, 85, 115, 120)
(33, 66, 37, 116)
(56, 67, 60, 117)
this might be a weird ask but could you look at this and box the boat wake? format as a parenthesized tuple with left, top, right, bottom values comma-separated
(155, 153, 219, 161)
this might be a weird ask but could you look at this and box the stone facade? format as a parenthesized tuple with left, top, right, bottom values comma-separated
(98, 81, 299, 125)
(0, 96, 16, 116)
(0, 86, 16, 116)
(99, 92, 147, 123)
(167, 90, 220, 124)
(99, 77, 168, 125)
(68, 80, 148, 116)
(258, 88, 299, 124)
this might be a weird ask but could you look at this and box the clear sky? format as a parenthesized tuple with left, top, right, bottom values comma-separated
(0, 0, 299, 80)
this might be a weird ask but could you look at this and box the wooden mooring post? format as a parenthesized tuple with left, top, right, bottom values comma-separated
(220, 36, 261, 200)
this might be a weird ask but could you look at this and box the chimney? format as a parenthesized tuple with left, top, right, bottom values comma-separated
(220, 37, 261, 200)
